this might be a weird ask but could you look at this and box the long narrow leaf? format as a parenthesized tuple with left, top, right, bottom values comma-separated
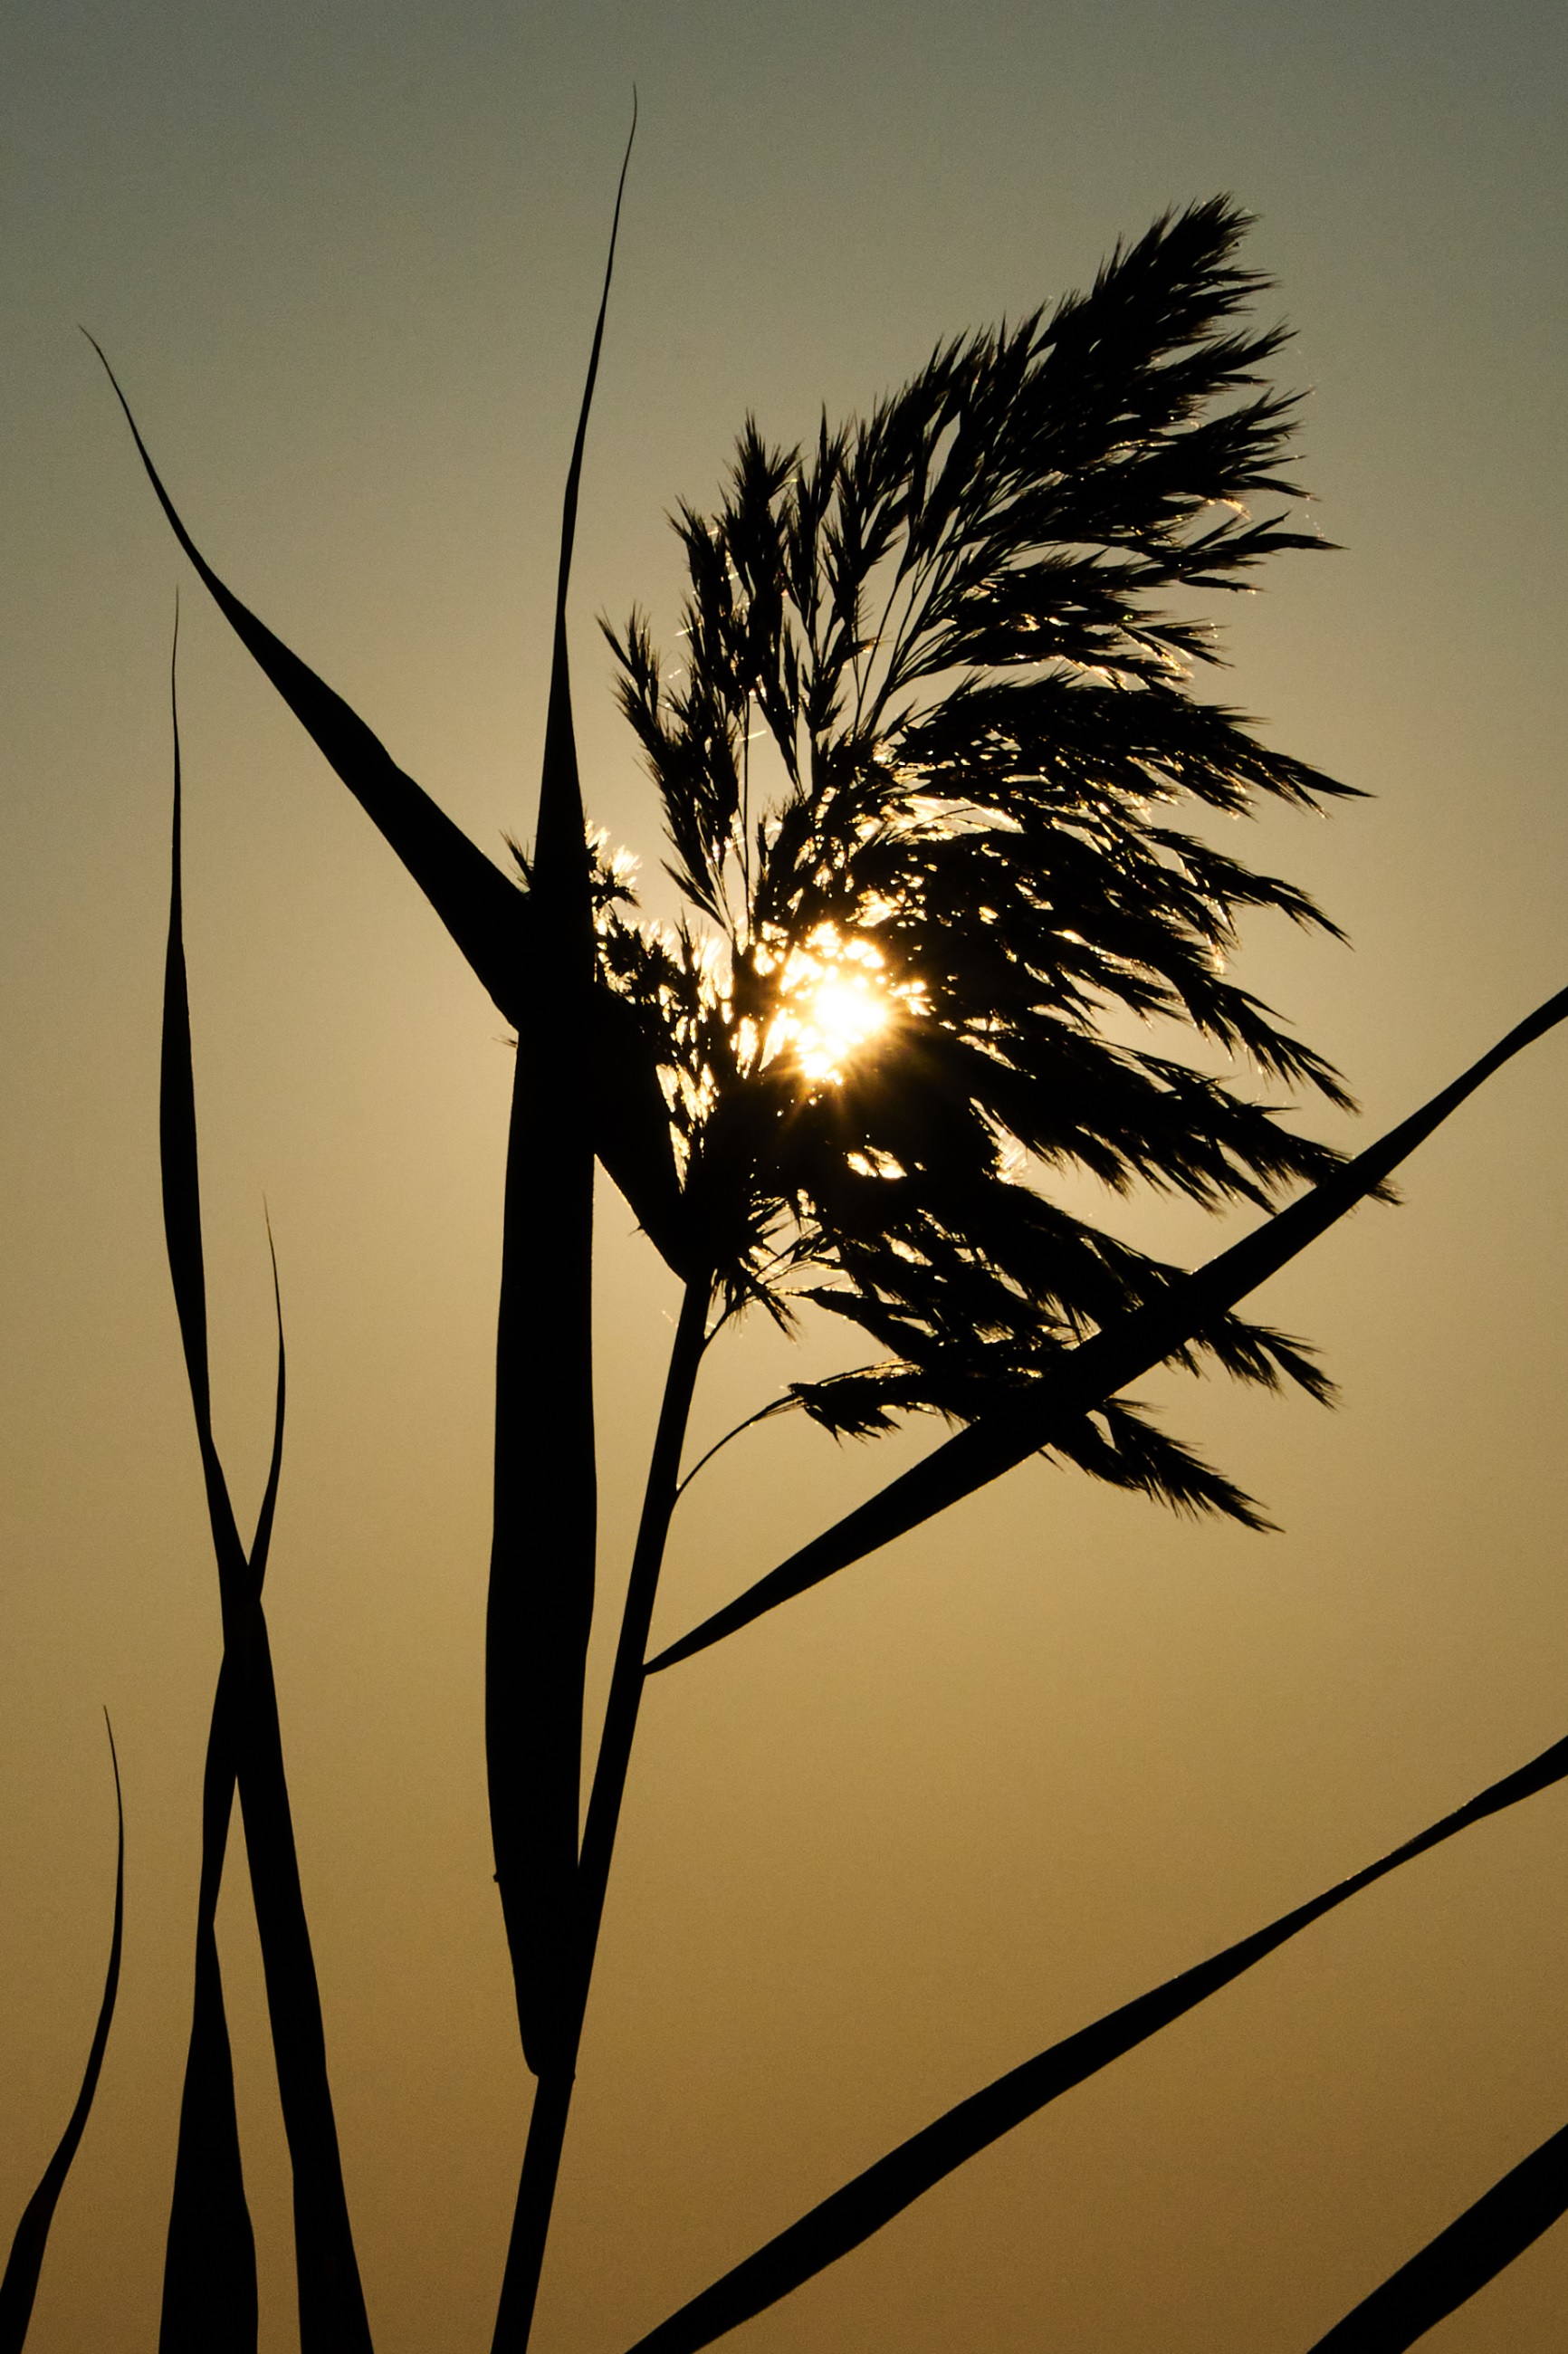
(0, 1717, 124, 2354)
(489, 103, 633, 2081)
(650, 983, 1568, 1670)
(87, 340, 685, 1270)
(157, 613, 257, 2352)
(157, 660, 372, 2352)
(89, 336, 522, 1008)
(161, 1242, 285, 2354)
(1307, 2118, 1568, 2349)
(159, 1693, 256, 2354)
(239, 1624, 372, 2354)
(623, 1727, 1568, 2354)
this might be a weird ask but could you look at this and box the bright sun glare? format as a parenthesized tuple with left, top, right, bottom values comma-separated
(762, 923, 915, 1084)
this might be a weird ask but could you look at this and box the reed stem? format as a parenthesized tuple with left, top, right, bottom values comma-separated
(492, 1274, 712, 2352)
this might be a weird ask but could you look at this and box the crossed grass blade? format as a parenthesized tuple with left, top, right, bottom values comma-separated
(158, 650, 371, 2353)
(622, 1727, 1568, 2353)
(84, 341, 684, 1273)
(649, 981, 1568, 1671)
(0, 1716, 124, 2354)
(158, 612, 256, 2348)
(160, 1239, 284, 2354)
(1306, 2117, 1568, 2349)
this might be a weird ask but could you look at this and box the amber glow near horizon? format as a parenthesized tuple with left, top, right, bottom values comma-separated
(5, 4, 1568, 2350)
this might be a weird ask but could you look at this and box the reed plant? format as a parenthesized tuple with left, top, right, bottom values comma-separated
(8, 145, 1568, 2352)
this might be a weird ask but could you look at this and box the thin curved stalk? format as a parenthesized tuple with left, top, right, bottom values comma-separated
(577, 1278, 712, 2021)
(672, 1395, 792, 1506)
(0, 1716, 124, 2354)
(492, 1274, 712, 2354)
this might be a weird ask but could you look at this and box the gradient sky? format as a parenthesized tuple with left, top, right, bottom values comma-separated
(5, 4, 1568, 2349)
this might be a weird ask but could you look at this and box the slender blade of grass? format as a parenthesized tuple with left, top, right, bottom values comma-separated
(489, 101, 633, 2083)
(0, 1717, 124, 2354)
(157, 654, 372, 2352)
(238, 1624, 373, 2354)
(89, 336, 522, 1007)
(86, 337, 685, 1271)
(621, 1728, 1568, 2354)
(157, 612, 257, 2351)
(1306, 2119, 1568, 2349)
(161, 1241, 285, 2354)
(649, 983, 1568, 1671)
(492, 1273, 712, 2351)
(159, 1686, 256, 2354)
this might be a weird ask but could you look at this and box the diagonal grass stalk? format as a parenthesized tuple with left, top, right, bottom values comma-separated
(492, 1273, 712, 2351)
(650, 981, 1568, 1671)
(91, 335, 689, 1278)
(622, 1725, 1568, 2352)
(1306, 2116, 1568, 2349)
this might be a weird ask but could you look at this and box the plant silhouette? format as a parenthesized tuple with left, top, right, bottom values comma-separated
(10, 152, 1568, 2354)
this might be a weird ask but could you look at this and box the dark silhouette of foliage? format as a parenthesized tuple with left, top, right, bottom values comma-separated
(58, 167, 1568, 2354)
(157, 629, 371, 2354)
(647, 977, 1568, 1670)
(598, 199, 1363, 1541)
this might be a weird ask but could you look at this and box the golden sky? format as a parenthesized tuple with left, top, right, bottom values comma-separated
(4, 2, 1568, 2349)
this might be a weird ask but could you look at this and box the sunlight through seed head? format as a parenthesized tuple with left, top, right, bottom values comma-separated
(763, 923, 921, 1084)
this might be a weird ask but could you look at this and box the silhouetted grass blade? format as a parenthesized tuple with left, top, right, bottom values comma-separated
(158, 652, 373, 2353)
(89, 337, 522, 1005)
(160, 1725, 257, 2354)
(493, 1275, 712, 2353)
(162, 1244, 285, 2354)
(0, 1715, 124, 2354)
(1307, 2119, 1568, 2349)
(623, 1729, 1568, 2352)
(240, 1624, 374, 2354)
(487, 107, 633, 2088)
(87, 334, 685, 1272)
(156, 605, 258, 2350)
(649, 984, 1568, 1670)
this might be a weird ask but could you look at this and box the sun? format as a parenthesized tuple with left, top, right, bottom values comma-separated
(761, 923, 917, 1084)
